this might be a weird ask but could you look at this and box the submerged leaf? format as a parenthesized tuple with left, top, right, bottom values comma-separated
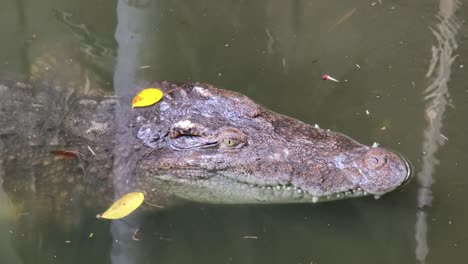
(97, 192, 145, 220)
(50, 150, 82, 160)
(132, 88, 163, 108)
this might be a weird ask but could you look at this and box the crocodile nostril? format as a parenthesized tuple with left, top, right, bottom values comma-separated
(365, 156, 387, 169)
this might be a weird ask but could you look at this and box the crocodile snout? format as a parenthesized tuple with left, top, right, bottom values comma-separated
(353, 147, 412, 194)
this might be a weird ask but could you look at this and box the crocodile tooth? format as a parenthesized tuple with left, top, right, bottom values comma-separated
(312, 196, 319, 203)
(296, 189, 302, 194)
(374, 194, 381, 200)
(267, 186, 272, 190)
(286, 187, 292, 191)
(336, 193, 341, 198)
(275, 186, 281, 190)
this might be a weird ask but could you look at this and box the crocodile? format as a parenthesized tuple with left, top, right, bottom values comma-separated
(0, 79, 411, 213)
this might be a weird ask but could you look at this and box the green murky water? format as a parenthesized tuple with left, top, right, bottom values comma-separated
(1, 0, 467, 263)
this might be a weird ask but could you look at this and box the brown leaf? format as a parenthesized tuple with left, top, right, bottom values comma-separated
(50, 150, 83, 160)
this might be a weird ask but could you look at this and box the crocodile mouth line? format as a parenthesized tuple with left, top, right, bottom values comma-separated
(154, 159, 411, 203)
(155, 173, 370, 203)
(219, 176, 372, 203)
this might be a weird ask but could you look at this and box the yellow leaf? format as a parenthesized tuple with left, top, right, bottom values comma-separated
(132, 88, 163, 108)
(97, 192, 144, 220)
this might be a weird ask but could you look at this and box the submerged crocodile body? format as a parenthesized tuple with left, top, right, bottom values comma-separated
(0, 80, 411, 212)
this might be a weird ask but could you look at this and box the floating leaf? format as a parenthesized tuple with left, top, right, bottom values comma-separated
(50, 150, 82, 160)
(97, 192, 145, 220)
(132, 88, 163, 108)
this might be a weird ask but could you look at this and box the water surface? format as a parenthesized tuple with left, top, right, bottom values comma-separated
(0, 0, 467, 263)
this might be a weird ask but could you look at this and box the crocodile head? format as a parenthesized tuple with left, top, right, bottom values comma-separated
(134, 82, 411, 204)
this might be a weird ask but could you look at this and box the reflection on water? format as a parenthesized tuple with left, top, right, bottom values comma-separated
(414, 0, 461, 262)
(0, 186, 21, 264)
(110, 0, 157, 263)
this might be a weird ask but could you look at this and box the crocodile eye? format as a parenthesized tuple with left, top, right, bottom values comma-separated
(217, 127, 247, 149)
(222, 138, 238, 147)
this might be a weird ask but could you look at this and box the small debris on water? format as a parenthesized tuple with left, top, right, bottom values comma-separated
(65, 240, 71, 244)
(132, 228, 141, 241)
(460, 65, 464, 68)
(242, 235, 259, 239)
(380, 126, 387, 131)
(355, 64, 361, 69)
(440, 134, 448, 140)
(371, 2, 377, 6)
(89, 233, 94, 238)
(18, 213, 30, 217)
(411, 81, 416, 87)
(322, 74, 339, 82)
(218, 72, 222, 76)
(331, 8, 356, 29)
(88, 146, 96, 156)
(139, 65, 150, 69)
(365, 109, 370, 115)
(144, 200, 165, 208)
